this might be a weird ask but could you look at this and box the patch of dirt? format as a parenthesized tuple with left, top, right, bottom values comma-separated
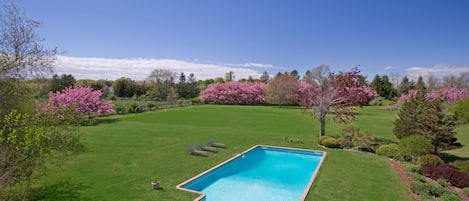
(389, 159, 420, 201)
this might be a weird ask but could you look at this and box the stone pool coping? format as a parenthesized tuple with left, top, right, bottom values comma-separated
(176, 144, 327, 201)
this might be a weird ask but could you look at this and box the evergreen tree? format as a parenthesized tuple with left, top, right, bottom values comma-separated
(49, 74, 76, 92)
(394, 98, 456, 154)
(415, 75, 427, 96)
(260, 71, 270, 83)
(371, 74, 397, 99)
(398, 76, 414, 95)
(416, 100, 456, 153)
(393, 97, 424, 139)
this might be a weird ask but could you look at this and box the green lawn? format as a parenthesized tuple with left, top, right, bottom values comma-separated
(32, 105, 414, 201)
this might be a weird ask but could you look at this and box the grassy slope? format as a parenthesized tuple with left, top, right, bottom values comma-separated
(33, 105, 412, 201)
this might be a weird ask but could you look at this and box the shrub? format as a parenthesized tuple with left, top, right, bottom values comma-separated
(352, 131, 374, 151)
(190, 97, 203, 104)
(376, 144, 400, 158)
(317, 136, 332, 145)
(420, 164, 469, 188)
(369, 97, 395, 106)
(410, 181, 445, 197)
(321, 138, 341, 148)
(441, 192, 460, 201)
(147, 102, 156, 111)
(109, 94, 117, 101)
(418, 154, 444, 166)
(337, 137, 353, 149)
(399, 135, 433, 162)
(452, 160, 469, 173)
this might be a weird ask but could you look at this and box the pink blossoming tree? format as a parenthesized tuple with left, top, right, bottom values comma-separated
(426, 87, 469, 103)
(200, 82, 267, 105)
(36, 85, 115, 120)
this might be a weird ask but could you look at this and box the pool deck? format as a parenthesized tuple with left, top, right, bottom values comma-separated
(176, 144, 327, 201)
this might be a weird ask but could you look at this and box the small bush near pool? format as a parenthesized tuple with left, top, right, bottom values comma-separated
(418, 154, 444, 166)
(317, 136, 332, 145)
(322, 138, 341, 148)
(376, 144, 400, 158)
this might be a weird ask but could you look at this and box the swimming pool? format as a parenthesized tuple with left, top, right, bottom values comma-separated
(177, 145, 326, 201)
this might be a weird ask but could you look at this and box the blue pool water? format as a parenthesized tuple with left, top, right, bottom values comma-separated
(179, 146, 325, 201)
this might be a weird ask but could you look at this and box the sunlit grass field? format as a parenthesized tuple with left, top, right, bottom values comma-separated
(30, 105, 469, 200)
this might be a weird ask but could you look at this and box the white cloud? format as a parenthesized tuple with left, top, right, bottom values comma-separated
(406, 64, 469, 80)
(55, 56, 268, 81)
(384, 66, 393, 70)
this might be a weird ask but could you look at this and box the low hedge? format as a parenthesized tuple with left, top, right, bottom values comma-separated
(376, 144, 400, 158)
(418, 154, 444, 166)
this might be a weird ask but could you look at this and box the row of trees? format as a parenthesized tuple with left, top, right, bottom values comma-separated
(201, 65, 378, 136)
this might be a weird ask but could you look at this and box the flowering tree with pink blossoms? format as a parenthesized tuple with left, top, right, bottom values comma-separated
(36, 85, 115, 121)
(200, 82, 267, 105)
(397, 90, 419, 105)
(426, 87, 469, 103)
(298, 67, 377, 136)
(398, 87, 469, 104)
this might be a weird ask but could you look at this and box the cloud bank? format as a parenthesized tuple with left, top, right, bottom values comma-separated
(55, 56, 269, 81)
(406, 64, 469, 80)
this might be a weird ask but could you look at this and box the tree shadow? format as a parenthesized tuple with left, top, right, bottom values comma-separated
(29, 180, 91, 201)
(439, 152, 469, 163)
(81, 118, 120, 126)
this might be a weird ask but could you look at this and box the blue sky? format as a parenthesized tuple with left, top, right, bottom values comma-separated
(11, 0, 469, 81)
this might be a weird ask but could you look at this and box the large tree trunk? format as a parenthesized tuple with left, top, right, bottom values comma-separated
(319, 114, 326, 136)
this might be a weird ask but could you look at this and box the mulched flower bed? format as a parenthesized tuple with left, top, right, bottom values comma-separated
(390, 159, 469, 201)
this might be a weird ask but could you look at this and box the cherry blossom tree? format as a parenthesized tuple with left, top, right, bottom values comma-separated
(200, 82, 266, 105)
(298, 66, 376, 136)
(36, 85, 115, 120)
(426, 87, 469, 103)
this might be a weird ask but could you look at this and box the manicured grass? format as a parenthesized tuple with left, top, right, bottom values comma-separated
(33, 105, 412, 201)
(444, 123, 469, 160)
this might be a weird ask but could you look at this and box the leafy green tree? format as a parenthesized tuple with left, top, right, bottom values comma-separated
(265, 73, 298, 106)
(399, 135, 433, 162)
(112, 77, 136, 97)
(146, 69, 176, 100)
(225, 71, 235, 82)
(394, 97, 425, 139)
(370, 74, 397, 99)
(0, 4, 82, 199)
(49, 74, 76, 92)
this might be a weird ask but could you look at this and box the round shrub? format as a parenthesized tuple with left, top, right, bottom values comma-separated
(337, 137, 353, 149)
(317, 136, 332, 145)
(418, 154, 444, 166)
(376, 144, 400, 158)
(322, 138, 341, 148)
(399, 135, 433, 162)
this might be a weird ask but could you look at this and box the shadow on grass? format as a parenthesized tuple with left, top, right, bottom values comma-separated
(29, 180, 90, 201)
(81, 118, 120, 126)
(440, 152, 469, 163)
